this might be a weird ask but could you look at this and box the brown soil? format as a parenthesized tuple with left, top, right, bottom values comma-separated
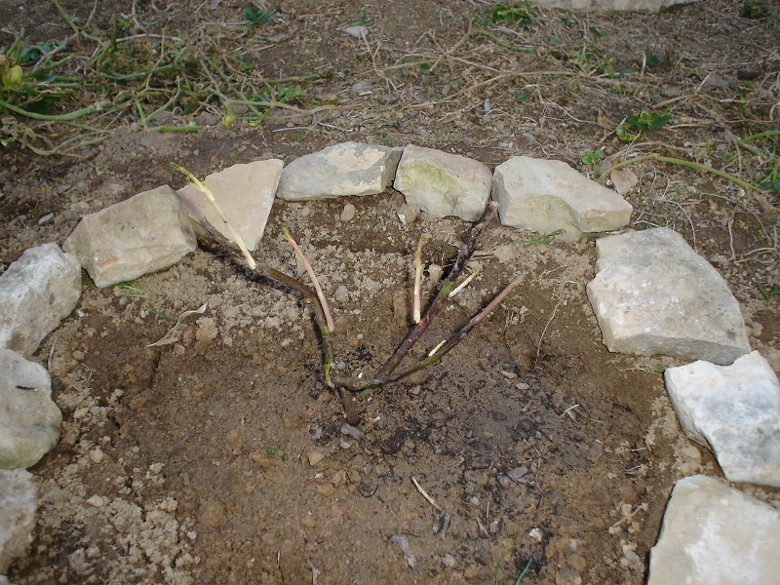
(1, 1, 778, 584)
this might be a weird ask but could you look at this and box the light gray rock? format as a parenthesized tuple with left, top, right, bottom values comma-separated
(648, 475, 780, 585)
(587, 228, 750, 365)
(0, 469, 36, 573)
(665, 351, 780, 487)
(0, 350, 62, 470)
(532, 0, 695, 11)
(394, 144, 492, 221)
(0, 244, 81, 357)
(491, 156, 632, 241)
(63, 185, 197, 288)
(177, 159, 283, 252)
(277, 142, 401, 201)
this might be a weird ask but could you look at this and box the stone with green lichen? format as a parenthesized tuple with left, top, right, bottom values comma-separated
(393, 144, 492, 221)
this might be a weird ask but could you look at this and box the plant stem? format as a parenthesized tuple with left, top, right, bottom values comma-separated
(377, 203, 498, 379)
(283, 229, 334, 332)
(598, 154, 762, 196)
(413, 234, 428, 323)
(0, 98, 104, 122)
(171, 163, 257, 269)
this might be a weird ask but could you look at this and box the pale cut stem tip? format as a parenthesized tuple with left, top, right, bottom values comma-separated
(448, 265, 482, 298)
(171, 163, 257, 270)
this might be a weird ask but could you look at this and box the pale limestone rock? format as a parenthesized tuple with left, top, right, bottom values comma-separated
(63, 186, 197, 288)
(491, 156, 632, 241)
(394, 144, 491, 221)
(0, 244, 81, 357)
(648, 475, 780, 585)
(586, 228, 750, 365)
(0, 350, 62, 470)
(177, 159, 283, 252)
(665, 351, 780, 487)
(277, 142, 401, 201)
(532, 0, 695, 11)
(0, 469, 36, 573)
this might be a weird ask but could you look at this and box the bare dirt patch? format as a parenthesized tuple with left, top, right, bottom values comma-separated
(1, 1, 778, 583)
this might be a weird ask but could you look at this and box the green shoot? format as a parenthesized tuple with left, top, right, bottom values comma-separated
(513, 559, 533, 584)
(490, 2, 535, 26)
(616, 110, 670, 142)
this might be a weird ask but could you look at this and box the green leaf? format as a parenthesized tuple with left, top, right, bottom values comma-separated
(490, 2, 535, 26)
(243, 6, 273, 26)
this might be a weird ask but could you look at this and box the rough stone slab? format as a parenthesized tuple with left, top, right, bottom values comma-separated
(586, 228, 750, 365)
(0, 469, 36, 574)
(532, 0, 695, 11)
(648, 475, 780, 585)
(277, 142, 401, 201)
(665, 351, 780, 487)
(393, 144, 492, 221)
(177, 159, 283, 252)
(0, 350, 62, 470)
(63, 185, 197, 288)
(0, 244, 81, 357)
(491, 156, 632, 241)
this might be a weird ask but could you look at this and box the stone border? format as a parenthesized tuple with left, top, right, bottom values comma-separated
(1, 141, 776, 583)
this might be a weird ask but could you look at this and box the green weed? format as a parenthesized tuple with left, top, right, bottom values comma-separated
(581, 148, 604, 174)
(615, 110, 670, 142)
(490, 2, 535, 26)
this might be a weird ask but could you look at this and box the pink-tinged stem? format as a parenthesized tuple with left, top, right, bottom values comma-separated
(283, 228, 334, 332)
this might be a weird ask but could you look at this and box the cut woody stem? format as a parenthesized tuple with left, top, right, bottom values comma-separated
(282, 228, 334, 332)
(174, 167, 516, 421)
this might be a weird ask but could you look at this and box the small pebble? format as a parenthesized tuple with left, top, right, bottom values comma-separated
(37, 212, 54, 225)
(340, 203, 356, 222)
(351, 81, 373, 96)
(507, 466, 529, 482)
(307, 451, 326, 466)
(89, 448, 104, 464)
(334, 285, 350, 304)
(441, 554, 456, 568)
(86, 495, 106, 508)
(341, 422, 363, 440)
(343, 25, 370, 39)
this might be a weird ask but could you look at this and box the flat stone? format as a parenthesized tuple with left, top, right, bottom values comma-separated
(665, 351, 780, 487)
(177, 159, 283, 252)
(491, 156, 632, 241)
(0, 244, 81, 356)
(277, 142, 401, 201)
(648, 475, 780, 585)
(63, 185, 197, 287)
(0, 350, 62, 470)
(0, 469, 36, 574)
(394, 144, 492, 221)
(586, 228, 750, 365)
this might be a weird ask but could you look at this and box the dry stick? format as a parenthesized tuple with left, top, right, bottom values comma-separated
(376, 203, 498, 380)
